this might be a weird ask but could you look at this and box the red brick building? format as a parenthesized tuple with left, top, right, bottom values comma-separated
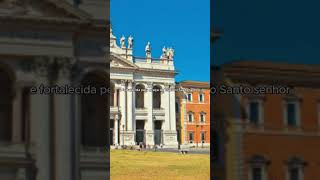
(176, 81, 210, 147)
(214, 61, 320, 180)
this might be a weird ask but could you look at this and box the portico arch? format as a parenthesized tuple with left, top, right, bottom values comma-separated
(80, 71, 108, 147)
(0, 64, 15, 142)
(135, 84, 145, 108)
(153, 85, 162, 109)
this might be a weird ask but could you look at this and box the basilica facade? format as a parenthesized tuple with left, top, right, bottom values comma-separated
(110, 28, 178, 148)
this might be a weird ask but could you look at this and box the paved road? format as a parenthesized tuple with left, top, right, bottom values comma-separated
(112, 145, 210, 154)
(145, 148, 210, 154)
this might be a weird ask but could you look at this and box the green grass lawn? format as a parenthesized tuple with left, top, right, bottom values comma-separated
(110, 150, 210, 180)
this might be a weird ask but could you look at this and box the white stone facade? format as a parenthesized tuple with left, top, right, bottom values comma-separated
(110, 28, 178, 148)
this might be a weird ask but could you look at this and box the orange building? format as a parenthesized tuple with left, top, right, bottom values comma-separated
(176, 81, 210, 147)
(213, 61, 320, 180)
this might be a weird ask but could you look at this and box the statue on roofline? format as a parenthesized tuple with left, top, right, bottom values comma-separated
(145, 42, 151, 57)
(128, 35, 134, 49)
(168, 47, 175, 60)
(120, 35, 125, 48)
(161, 46, 175, 60)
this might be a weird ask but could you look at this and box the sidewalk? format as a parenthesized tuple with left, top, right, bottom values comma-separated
(140, 147, 210, 154)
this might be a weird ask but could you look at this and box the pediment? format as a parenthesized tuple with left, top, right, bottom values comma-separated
(0, 0, 91, 22)
(110, 53, 138, 69)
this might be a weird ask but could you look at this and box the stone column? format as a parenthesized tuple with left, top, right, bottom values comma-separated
(55, 79, 71, 180)
(125, 81, 135, 145)
(163, 83, 178, 148)
(132, 83, 136, 131)
(145, 82, 154, 146)
(127, 81, 133, 131)
(119, 81, 126, 145)
(113, 88, 117, 107)
(12, 85, 22, 143)
(169, 84, 177, 130)
(30, 74, 50, 180)
(54, 74, 72, 180)
(114, 117, 119, 145)
(163, 84, 170, 131)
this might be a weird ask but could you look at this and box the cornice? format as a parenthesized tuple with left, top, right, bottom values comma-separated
(46, 0, 92, 20)
(222, 64, 320, 88)
(0, 15, 89, 25)
(0, 0, 93, 25)
(110, 53, 138, 69)
(138, 67, 176, 74)
(110, 53, 176, 76)
(110, 67, 175, 78)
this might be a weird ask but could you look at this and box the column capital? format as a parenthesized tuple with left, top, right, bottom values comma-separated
(163, 83, 171, 89)
(20, 56, 75, 80)
(120, 80, 126, 86)
(146, 82, 153, 89)
(127, 80, 134, 89)
(20, 57, 49, 77)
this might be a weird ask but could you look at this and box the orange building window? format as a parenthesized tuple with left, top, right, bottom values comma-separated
(199, 93, 204, 103)
(188, 112, 194, 122)
(187, 93, 192, 102)
(200, 112, 206, 123)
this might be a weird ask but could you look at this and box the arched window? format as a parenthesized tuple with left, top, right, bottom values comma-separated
(135, 84, 145, 108)
(0, 67, 13, 142)
(153, 85, 161, 109)
(81, 72, 108, 147)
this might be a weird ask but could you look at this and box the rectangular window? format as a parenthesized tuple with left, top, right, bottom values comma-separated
(200, 114, 205, 122)
(249, 102, 259, 124)
(199, 93, 204, 103)
(289, 168, 299, 180)
(187, 93, 192, 102)
(287, 103, 297, 126)
(252, 167, 262, 180)
(188, 113, 193, 122)
(188, 132, 194, 142)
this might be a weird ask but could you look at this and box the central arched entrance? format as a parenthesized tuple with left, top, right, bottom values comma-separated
(81, 72, 109, 148)
(0, 66, 14, 142)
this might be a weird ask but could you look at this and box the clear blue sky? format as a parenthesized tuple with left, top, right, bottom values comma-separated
(213, 0, 320, 66)
(111, 0, 210, 82)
